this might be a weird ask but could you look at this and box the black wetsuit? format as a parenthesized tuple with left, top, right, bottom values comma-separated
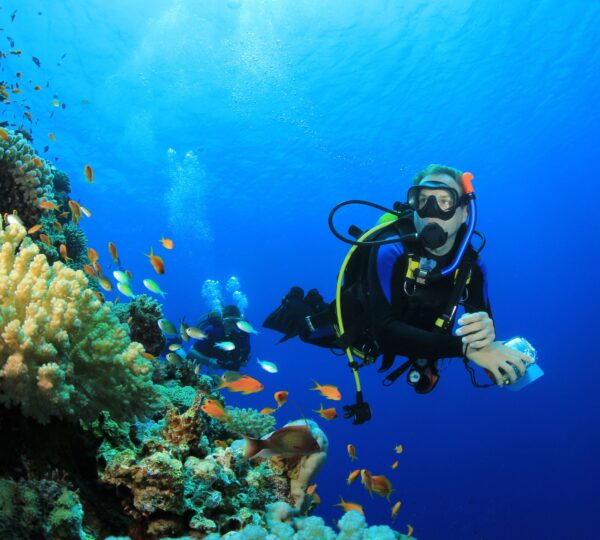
(368, 232, 492, 360)
(301, 227, 492, 362)
(190, 316, 251, 371)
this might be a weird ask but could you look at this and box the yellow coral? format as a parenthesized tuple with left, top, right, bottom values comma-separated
(0, 221, 157, 423)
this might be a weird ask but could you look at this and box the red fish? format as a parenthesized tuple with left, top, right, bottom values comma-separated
(243, 422, 320, 459)
(108, 241, 119, 264)
(84, 164, 94, 183)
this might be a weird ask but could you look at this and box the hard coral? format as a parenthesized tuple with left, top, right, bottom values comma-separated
(0, 221, 158, 424)
(0, 128, 55, 228)
(114, 294, 165, 357)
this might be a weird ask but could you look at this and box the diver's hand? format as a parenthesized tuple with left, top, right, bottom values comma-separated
(466, 341, 535, 387)
(456, 312, 495, 350)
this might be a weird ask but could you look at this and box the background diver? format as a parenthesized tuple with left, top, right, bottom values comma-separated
(263, 164, 535, 420)
(186, 304, 251, 372)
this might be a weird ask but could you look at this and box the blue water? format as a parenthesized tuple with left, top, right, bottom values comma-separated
(3, 1, 598, 538)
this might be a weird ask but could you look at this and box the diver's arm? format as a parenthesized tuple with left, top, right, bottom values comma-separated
(463, 260, 493, 317)
(373, 308, 465, 359)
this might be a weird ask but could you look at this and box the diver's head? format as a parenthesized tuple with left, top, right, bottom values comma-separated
(222, 304, 241, 319)
(409, 164, 468, 254)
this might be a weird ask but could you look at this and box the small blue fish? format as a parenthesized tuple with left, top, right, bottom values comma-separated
(257, 358, 278, 374)
(215, 341, 236, 351)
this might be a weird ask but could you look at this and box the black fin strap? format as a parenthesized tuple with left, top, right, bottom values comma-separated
(382, 358, 414, 387)
(378, 353, 396, 373)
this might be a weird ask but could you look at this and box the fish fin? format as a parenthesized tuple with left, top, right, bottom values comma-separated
(310, 379, 320, 390)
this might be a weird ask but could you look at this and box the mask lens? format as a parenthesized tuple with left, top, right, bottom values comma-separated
(408, 186, 458, 213)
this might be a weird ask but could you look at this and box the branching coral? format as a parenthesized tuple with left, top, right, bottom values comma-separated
(0, 221, 157, 424)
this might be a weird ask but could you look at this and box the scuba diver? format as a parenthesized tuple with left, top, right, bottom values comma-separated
(263, 164, 535, 423)
(186, 305, 251, 371)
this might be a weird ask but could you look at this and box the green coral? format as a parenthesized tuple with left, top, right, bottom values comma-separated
(0, 479, 92, 539)
(227, 407, 276, 439)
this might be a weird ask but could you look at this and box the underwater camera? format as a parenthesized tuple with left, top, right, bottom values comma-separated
(486, 337, 544, 390)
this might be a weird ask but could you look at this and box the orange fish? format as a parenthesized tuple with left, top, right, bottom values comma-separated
(98, 276, 112, 291)
(313, 404, 337, 420)
(69, 201, 81, 225)
(217, 374, 264, 395)
(260, 407, 277, 415)
(310, 380, 342, 401)
(391, 501, 402, 521)
(160, 237, 174, 249)
(346, 469, 361, 485)
(141, 352, 157, 361)
(82, 264, 97, 278)
(108, 241, 119, 264)
(347, 444, 357, 461)
(200, 398, 231, 422)
(214, 440, 228, 449)
(125, 270, 133, 280)
(0, 128, 9, 141)
(87, 247, 99, 264)
(91, 290, 104, 302)
(391, 460, 399, 470)
(334, 497, 364, 515)
(394, 444, 404, 454)
(84, 164, 94, 183)
(48, 133, 56, 142)
(39, 201, 59, 211)
(54, 221, 63, 232)
(39, 233, 51, 247)
(360, 469, 373, 497)
(145, 247, 165, 275)
(34, 85, 42, 91)
(306, 483, 317, 495)
(27, 224, 42, 234)
(11, 88, 21, 94)
(93, 261, 103, 275)
(59, 244, 72, 262)
(274, 390, 288, 408)
(406, 524, 414, 538)
(311, 492, 321, 505)
(371, 474, 394, 501)
(32, 157, 44, 168)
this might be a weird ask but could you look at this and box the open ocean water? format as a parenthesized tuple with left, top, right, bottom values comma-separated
(1, 1, 598, 538)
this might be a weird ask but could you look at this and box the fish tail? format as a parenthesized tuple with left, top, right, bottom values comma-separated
(310, 379, 320, 391)
(243, 435, 264, 459)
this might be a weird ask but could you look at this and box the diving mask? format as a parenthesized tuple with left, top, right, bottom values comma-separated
(407, 182, 467, 221)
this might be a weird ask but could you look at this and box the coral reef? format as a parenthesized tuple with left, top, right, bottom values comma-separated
(91, 384, 329, 538)
(0, 478, 92, 540)
(114, 294, 165, 357)
(0, 221, 157, 424)
(227, 406, 276, 439)
(198, 506, 411, 539)
(0, 129, 54, 228)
